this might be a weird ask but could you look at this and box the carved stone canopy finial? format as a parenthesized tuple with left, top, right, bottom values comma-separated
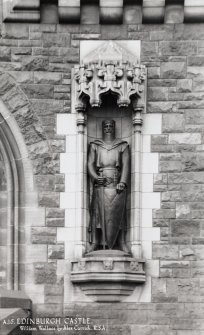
(83, 41, 138, 64)
(74, 41, 146, 112)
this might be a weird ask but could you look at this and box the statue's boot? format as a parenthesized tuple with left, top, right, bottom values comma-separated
(117, 241, 130, 254)
(117, 230, 131, 254)
(87, 243, 98, 253)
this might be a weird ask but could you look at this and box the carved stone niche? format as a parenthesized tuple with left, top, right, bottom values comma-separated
(71, 41, 146, 302)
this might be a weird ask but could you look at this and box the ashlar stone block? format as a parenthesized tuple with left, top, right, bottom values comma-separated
(160, 41, 197, 56)
(148, 87, 168, 101)
(57, 114, 77, 135)
(153, 243, 179, 259)
(142, 153, 159, 173)
(163, 114, 184, 133)
(34, 262, 57, 284)
(148, 101, 176, 113)
(168, 133, 201, 145)
(177, 79, 192, 92)
(48, 244, 65, 259)
(161, 62, 186, 79)
(176, 203, 191, 219)
(38, 192, 60, 208)
(171, 220, 200, 237)
(143, 112, 162, 135)
(32, 227, 56, 244)
(188, 56, 204, 66)
(175, 23, 204, 40)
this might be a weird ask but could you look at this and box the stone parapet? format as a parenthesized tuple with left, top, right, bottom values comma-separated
(3, 0, 40, 23)
(3, 0, 204, 24)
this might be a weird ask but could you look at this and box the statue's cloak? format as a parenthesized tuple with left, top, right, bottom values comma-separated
(88, 139, 129, 249)
(90, 186, 127, 249)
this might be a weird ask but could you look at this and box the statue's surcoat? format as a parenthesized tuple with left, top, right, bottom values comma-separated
(88, 139, 129, 249)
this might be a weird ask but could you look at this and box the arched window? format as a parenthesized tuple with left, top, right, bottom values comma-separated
(0, 99, 36, 291)
(0, 112, 23, 290)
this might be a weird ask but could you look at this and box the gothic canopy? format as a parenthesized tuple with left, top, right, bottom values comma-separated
(74, 41, 146, 112)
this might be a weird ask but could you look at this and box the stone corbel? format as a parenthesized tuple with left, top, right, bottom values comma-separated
(71, 251, 145, 302)
(165, 0, 184, 24)
(3, 0, 40, 22)
(81, 0, 100, 24)
(100, 0, 123, 24)
(142, 0, 165, 23)
(124, 0, 143, 24)
(184, 0, 204, 23)
(59, 0, 81, 23)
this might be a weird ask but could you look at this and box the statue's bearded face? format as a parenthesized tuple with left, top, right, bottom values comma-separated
(103, 121, 115, 135)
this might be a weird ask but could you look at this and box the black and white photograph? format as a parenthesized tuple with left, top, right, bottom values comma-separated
(0, 1, 203, 334)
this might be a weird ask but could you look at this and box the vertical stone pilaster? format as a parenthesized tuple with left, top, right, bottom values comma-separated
(75, 110, 87, 258)
(131, 103, 144, 259)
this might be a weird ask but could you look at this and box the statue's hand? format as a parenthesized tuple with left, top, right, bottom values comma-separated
(116, 182, 126, 193)
(96, 176, 107, 185)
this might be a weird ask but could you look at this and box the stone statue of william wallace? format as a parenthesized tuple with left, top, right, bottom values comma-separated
(87, 120, 130, 252)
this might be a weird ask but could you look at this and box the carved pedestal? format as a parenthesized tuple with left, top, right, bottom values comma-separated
(71, 250, 145, 302)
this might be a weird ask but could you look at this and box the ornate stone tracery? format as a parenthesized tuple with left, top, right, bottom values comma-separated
(74, 61, 146, 111)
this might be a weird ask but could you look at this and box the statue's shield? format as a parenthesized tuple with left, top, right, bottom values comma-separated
(103, 188, 126, 249)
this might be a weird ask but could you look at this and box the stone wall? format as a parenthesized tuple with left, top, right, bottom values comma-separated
(0, 21, 204, 334)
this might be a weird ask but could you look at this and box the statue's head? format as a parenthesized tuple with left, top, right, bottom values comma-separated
(102, 120, 115, 138)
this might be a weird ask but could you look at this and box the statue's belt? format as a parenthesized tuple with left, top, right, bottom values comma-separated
(97, 167, 120, 172)
(96, 167, 120, 187)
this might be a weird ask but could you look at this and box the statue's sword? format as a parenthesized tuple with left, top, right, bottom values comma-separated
(99, 170, 106, 250)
